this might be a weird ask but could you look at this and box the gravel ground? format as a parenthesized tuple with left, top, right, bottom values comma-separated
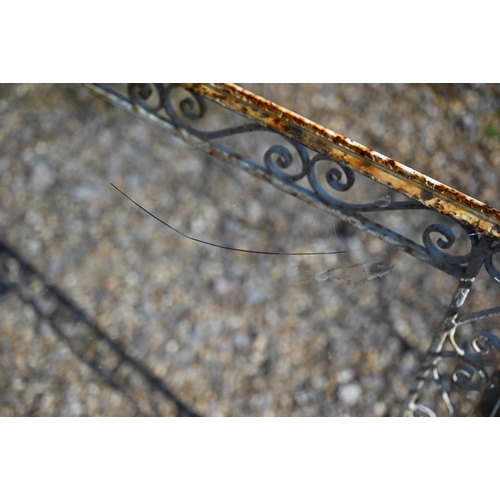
(1, 83, 499, 416)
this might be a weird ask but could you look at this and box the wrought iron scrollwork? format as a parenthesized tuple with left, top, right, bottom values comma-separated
(455, 331, 499, 399)
(403, 233, 500, 416)
(84, 83, 500, 416)
(128, 83, 165, 114)
(264, 141, 309, 183)
(421, 223, 479, 271)
(451, 331, 500, 391)
(121, 83, 489, 282)
(128, 83, 265, 142)
(404, 328, 500, 417)
(308, 155, 355, 208)
(84, 83, 500, 288)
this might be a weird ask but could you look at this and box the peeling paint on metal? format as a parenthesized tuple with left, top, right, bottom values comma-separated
(183, 83, 500, 239)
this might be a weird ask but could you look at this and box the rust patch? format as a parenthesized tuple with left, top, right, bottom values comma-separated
(183, 83, 500, 238)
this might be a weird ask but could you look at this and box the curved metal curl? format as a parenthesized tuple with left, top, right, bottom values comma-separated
(413, 404, 438, 417)
(422, 224, 463, 263)
(423, 223, 456, 251)
(264, 141, 310, 183)
(472, 331, 500, 357)
(421, 222, 486, 272)
(320, 156, 356, 192)
(407, 327, 500, 416)
(452, 364, 488, 391)
(163, 83, 207, 133)
(307, 155, 356, 209)
(128, 83, 166, 114)
(451, 331, 500, 395)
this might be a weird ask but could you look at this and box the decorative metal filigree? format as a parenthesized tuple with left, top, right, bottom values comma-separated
(83, 83, 500, 416)
(404, 329, 500, 417)
(93, 83, 492, 282)
(403, 234, 500, 416)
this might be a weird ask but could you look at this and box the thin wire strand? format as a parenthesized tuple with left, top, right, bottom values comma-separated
(110, 183, 347, 257)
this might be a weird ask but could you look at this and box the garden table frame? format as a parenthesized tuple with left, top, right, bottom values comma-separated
(84, 83, 500, 417)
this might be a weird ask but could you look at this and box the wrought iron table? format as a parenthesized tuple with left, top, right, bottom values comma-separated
(84, 83, 500, 416)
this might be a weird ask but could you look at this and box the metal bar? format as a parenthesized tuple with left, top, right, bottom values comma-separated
(185, 83, 500, 239)
(84, 83, 482, 279)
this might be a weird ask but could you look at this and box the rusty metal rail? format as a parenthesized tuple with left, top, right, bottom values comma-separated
(84, 83, 500, 416)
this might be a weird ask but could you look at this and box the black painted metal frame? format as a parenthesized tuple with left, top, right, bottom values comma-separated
(84, 83, 500, 416)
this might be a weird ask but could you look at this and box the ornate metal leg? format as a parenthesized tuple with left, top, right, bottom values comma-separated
(403, 235, 500, 416)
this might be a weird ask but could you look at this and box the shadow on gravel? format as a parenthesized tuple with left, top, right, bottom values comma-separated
(0, 240, 200, 417)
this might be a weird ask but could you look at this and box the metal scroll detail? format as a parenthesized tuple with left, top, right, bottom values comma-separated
(403, 235, 500, 416)
(404, 329, 500, 417)
(83, 83, 500, 416)
(88, 83, 495, 280)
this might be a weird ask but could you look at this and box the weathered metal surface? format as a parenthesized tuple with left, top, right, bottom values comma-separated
(83, 83, 451, 274)
(184, 83, 500, 239)
(402, 235, 500, 416)
(83, 83, 500, 416)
